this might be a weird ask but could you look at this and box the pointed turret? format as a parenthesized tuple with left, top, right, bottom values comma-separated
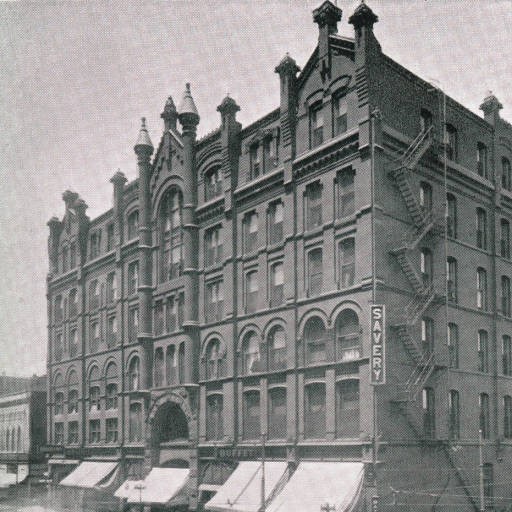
(161, 95, 178, 131)
(178, 83, 200, 129)
(134, 117, 154, 154)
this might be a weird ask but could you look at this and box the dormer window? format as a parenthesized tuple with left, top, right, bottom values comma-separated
(205, 166, 223, 201)
(310, 102, 323, 148)
(250, 143, 260, 179)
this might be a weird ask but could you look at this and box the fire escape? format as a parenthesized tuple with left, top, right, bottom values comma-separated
(388, 126, 444, 412)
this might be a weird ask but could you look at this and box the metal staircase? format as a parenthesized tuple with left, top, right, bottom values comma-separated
(389, 126, 442, 428)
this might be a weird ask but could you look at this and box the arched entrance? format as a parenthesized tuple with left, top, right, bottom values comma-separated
(151, 401, 189, 446)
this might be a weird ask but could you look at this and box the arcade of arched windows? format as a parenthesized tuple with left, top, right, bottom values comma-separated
(153, 343, 186, 388)
(0, 412, 26, 453)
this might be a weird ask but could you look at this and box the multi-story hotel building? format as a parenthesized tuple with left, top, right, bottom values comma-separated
(46, 1, 512, 510)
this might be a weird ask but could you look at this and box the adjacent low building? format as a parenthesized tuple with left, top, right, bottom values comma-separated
(0, 375, 46, 492)
(46, 1, 512, 511)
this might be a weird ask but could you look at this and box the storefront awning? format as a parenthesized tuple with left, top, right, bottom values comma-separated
(205, 461, 288, 512)
(114, 479, 144, 499)
(265, 462, 364, 512)
(0, 472, 18, 489)
(48, 458, 79, 466)
(126, 468, 189, 505)
(59, 461, 118, 488)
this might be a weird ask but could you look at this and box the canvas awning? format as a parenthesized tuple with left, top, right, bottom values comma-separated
(265, 462, 364, 512)
(114, 479, 144, 499)
(59, 461, 118, 488)
(126, 468, 189, 505)
(0, 472, 18, 489)
(205, 461, 288, 512)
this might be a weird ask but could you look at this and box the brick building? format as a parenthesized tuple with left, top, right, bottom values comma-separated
(0, 375, 46, 492)
(46, 1, 512, 510)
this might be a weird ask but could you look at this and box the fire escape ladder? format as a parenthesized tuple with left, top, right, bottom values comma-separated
(396, 352, 435, 404)
(392, 249, 424, 293)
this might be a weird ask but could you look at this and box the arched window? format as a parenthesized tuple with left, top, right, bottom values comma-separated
(105, 362, 118, 409)
(476, 208, 488, 249)
(206, 394, 223, 441)
(242, 332, 261, 374)
(420, 248, 433, 286)
(421, 317, 434, 356)
(159, 189, 183, 282)
(268, 327, 286, 371)
(449, 390, 460, 440)
(88, 366, 101, 411)
(335, 310, 360, 362)
(55, 392, 64, 416)
(501, 219, 510, 259)
(16, 426, 21, 452)
(166, 345, 177, 385)
(6, 430, 9, 453)
(447, 257, 458, 302)
(304, 317, 327, 364)
(128, 357, 140, 391)
(445, 124, 458, 161)
(154, 348, 164, 388)
(204, 338, 226, 380)
(67, 370, 79, 414)
(480, 393, 490, 439)
(127, 210, 139, 240)
(10, 428, 15, 452)
(69, 289, 78, 317)
(178, 343, 185, 384)
(502, 276, 511, 316)
(205, 166, 223, 201)
(448, 323, 459, 369)
(89, 280, 99, 310)
(447, 194, 457, 238)
(129, 402, 142, 442)
(336, 379, 360, 438)
(478, 330, 489, 373)
(55, 295, 63, 323)
(477, 267, 488, 310)
(504, 396, 512, 439)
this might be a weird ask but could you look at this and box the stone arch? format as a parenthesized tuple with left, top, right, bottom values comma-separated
(298, 308, 328, 338)
(147, 390, 196, 436)
(262, 317, 287, 342)
(200, 331, 226, 359)
(236, 323, 262, 352)
(329, 300, 363, 328)
(102, 357, 118, 378)
(152, 179, 184, 221)
(53, 371, 64, 388)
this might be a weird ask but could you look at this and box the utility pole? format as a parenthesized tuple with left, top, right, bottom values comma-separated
(479, 428, 485, 512)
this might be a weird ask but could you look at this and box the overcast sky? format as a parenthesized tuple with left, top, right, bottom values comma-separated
(0, 0, 511, 377)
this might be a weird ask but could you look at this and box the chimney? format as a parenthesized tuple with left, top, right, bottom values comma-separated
(313, 1, 342, 83)
(480, 91, 502, 126)
(349, 1, 380, 67)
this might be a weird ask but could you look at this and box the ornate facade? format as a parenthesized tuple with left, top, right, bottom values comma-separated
(46, 2, 512, 510)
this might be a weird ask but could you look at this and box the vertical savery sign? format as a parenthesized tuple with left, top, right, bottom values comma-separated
(370, 305, 385, 385)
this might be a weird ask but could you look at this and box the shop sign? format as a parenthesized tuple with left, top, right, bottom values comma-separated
(370, 305, 385, 385)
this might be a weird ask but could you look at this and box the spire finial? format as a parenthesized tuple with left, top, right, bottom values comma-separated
(134, 116, 154, 151)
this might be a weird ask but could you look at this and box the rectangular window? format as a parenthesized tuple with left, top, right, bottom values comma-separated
(339, 238, 355, 288)
(421, 317, 434, 356)
(154, 301, 164, 336)
(422, 388, 436, 439)
(268, 388, 287, 440)
(243, 391, 260, 440)
(480, 393, 490, 439)
(477, 209, 487, 250)
(54, 333, 63, 362)
(250, 144, 260, 179)
(166, 297, 177, 333)
(504, 396, 512, 439)
(310, 103, 323, 148)
(268, 201, 284, 245)
(448, 323, 459, 369)
(107, 316, 117, 347)
(445, 125, 458, 162)
(127, 211, 139, 240)
(129, 403, 142, 442)
(106, 223, 115, 251)
(483, 463, 493, 508)
(205, 280, 224, 323)
(128, 261, 139, 295)
(68, 389, 79, 414)
(336, 380, 360, 438)
(477, 142, 488, 178)
(449, 390, 460, 440)
(89, 386, 100, 411)
(263, 136, 275, 173)
(90, 321, 100, 353)
(306, 182, 322, 230)
(503, 336, 512, 376)
(106, 383, 118, 410)
(205, 168, 223, 201)
(90, 231, 101, 259)
(89, 281, 100, 310)
(244, 212, 258, 253)
(478, 330, 489, 373)
(177, 293, 184, 329)
(336, 169, 355, 219)
(447, 194, 457, 238)
(106, 418, 118, 444)
(54, 423, 64, 445)
(89, 420, 101, 444)
(501, 219, 510, 259)
(477, 268, 488, 310)
(55, 393, 64, 416)
(270, 262, 284, 307)
(308, 248, 323, 296)
(205, 225, 223, 267)
(106, 273, 117, 304)
(305, 383, 326, 438)
(502, 276, 511, 316)
(333, 94, 348, 136)
(128, 308, 139, 343)
(68, 421, 79, 444)
(447, 258, 457, 303)
(206, 394, 224, 441)
(245, 271, 259, 314)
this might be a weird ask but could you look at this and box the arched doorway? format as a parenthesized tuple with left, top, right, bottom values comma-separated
(151, 401, 189, 446)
